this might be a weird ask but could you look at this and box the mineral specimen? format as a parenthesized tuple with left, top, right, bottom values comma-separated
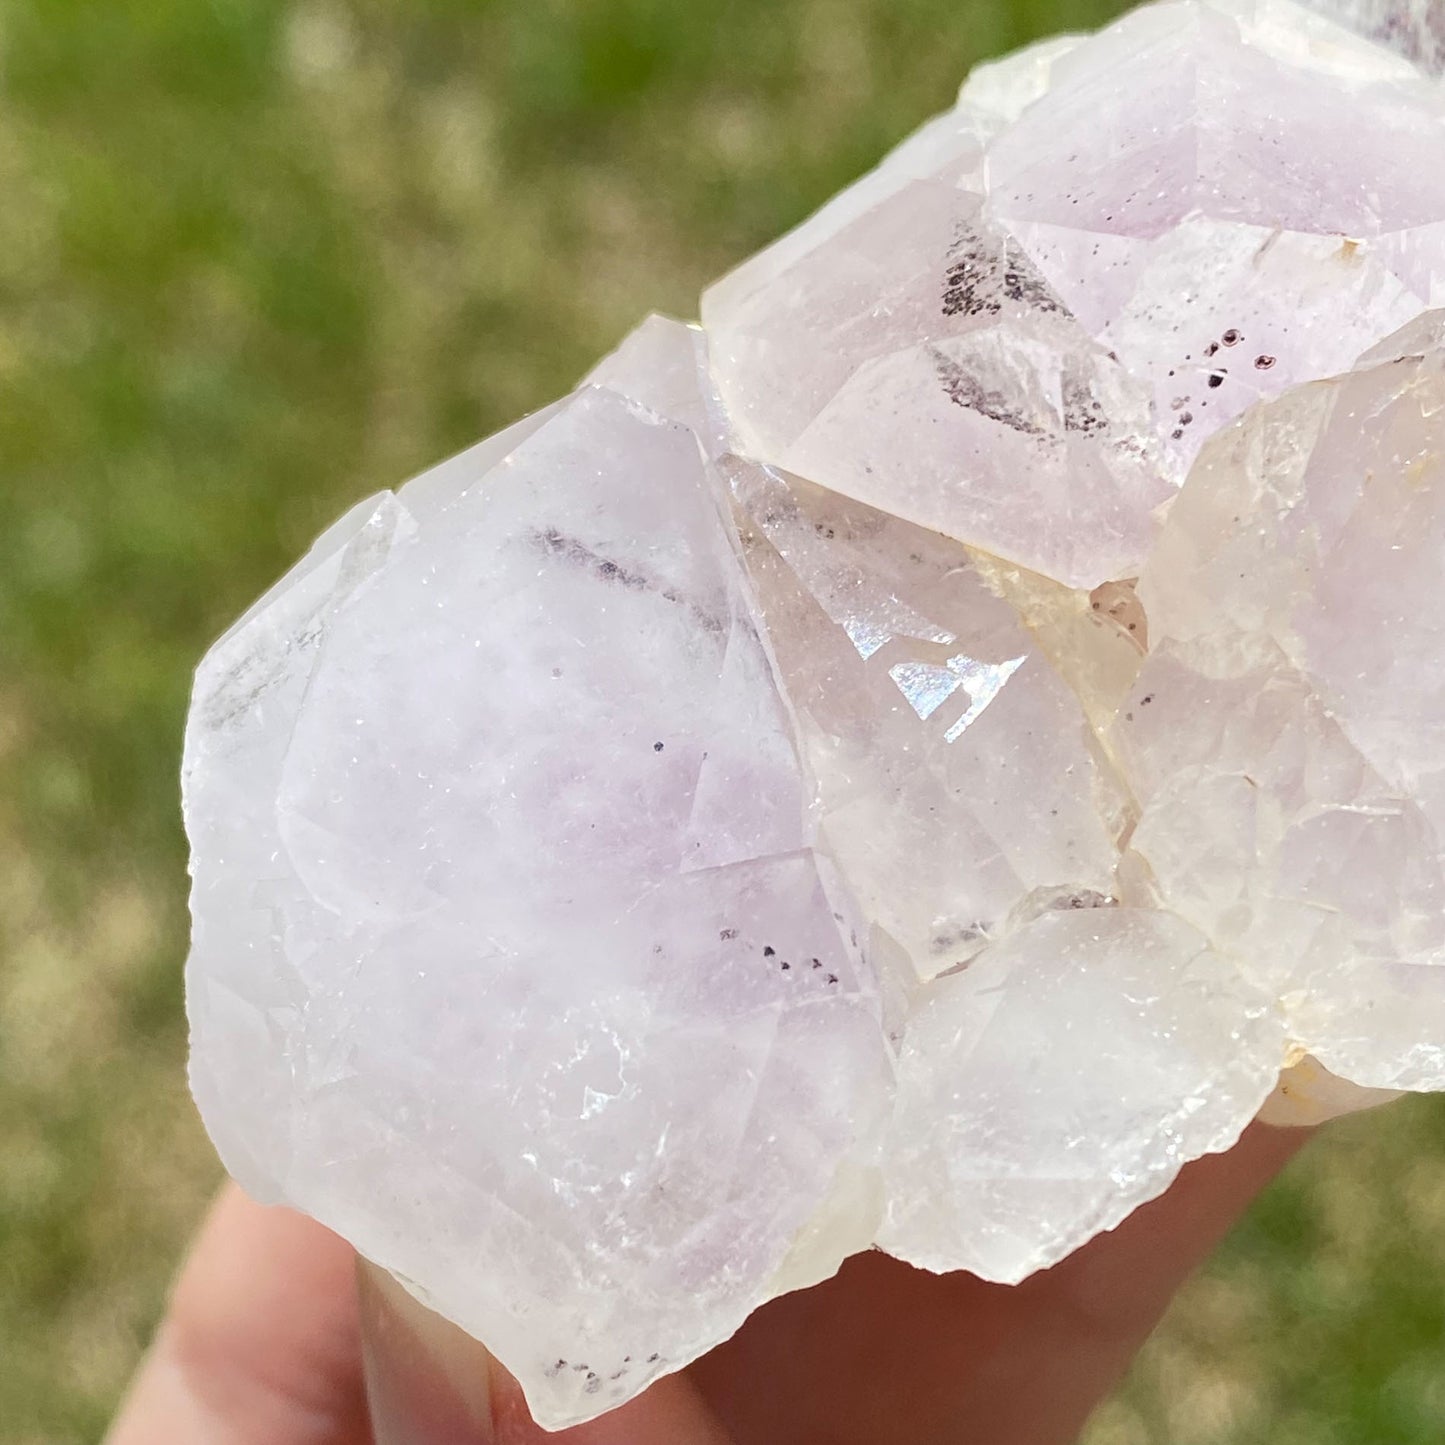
(184, 0, 1445, 1429)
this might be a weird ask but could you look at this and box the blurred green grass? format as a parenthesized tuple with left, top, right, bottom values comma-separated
(0, 1, 1442, 1441)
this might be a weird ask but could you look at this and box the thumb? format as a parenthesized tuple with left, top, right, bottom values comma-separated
(357, 1261, 735, 1445)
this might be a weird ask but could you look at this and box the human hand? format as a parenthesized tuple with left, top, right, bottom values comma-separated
(104, 1123, 1306, 1445)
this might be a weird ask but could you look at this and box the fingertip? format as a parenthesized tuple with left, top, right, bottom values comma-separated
(105, 1185, 369, 1445)
(356, 1258, 734, 1445)
(358, 1259, 496, 1444)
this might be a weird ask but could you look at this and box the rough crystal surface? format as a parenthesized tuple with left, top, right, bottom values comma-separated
(187, 383, 893, 1423)
(185, 0, 1445, 1429)
(1307, 0, 1445, 69)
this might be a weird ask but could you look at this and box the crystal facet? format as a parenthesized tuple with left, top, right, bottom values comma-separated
(185, 0, 1445, 1428)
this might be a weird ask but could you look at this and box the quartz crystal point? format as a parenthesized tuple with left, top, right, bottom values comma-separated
(184, 0, 1445, 1428)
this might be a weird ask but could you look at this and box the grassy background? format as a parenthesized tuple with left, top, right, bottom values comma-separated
(1, 1, 1442, 1440)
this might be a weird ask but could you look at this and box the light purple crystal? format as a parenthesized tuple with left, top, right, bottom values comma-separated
(185, 0, 1445, 1428)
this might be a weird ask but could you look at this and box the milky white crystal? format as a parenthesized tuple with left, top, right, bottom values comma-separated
(185, 0, 1445, 1428)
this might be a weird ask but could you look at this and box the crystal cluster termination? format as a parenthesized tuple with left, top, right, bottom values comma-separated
(185, 0, 1445, 1429)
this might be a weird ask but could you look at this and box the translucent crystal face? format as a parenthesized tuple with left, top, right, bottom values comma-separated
(1307, 0, 1445, 70)
(185, 0, 1445, 1430)
(702, 0, 1445, 587)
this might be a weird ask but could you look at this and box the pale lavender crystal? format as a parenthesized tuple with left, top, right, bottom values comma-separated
(1305, 0, 1445, 70)
(185, 0, 1445, 1429)
(186, 383, 892, 1426)
(1121, 331, 1445, 1091)
(702, 0, 1445, 586)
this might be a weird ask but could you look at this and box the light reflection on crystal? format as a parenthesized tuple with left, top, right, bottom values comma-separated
(941, 654, 1029, 742)
(886, 650, 1029, 738)
(888, 659, 967, 720)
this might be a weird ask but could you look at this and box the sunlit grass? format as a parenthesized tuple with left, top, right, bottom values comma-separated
(1, 2, 1442, 1440)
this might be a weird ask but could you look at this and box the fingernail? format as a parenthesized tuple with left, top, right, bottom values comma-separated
(357, 1257, 496, 1444)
